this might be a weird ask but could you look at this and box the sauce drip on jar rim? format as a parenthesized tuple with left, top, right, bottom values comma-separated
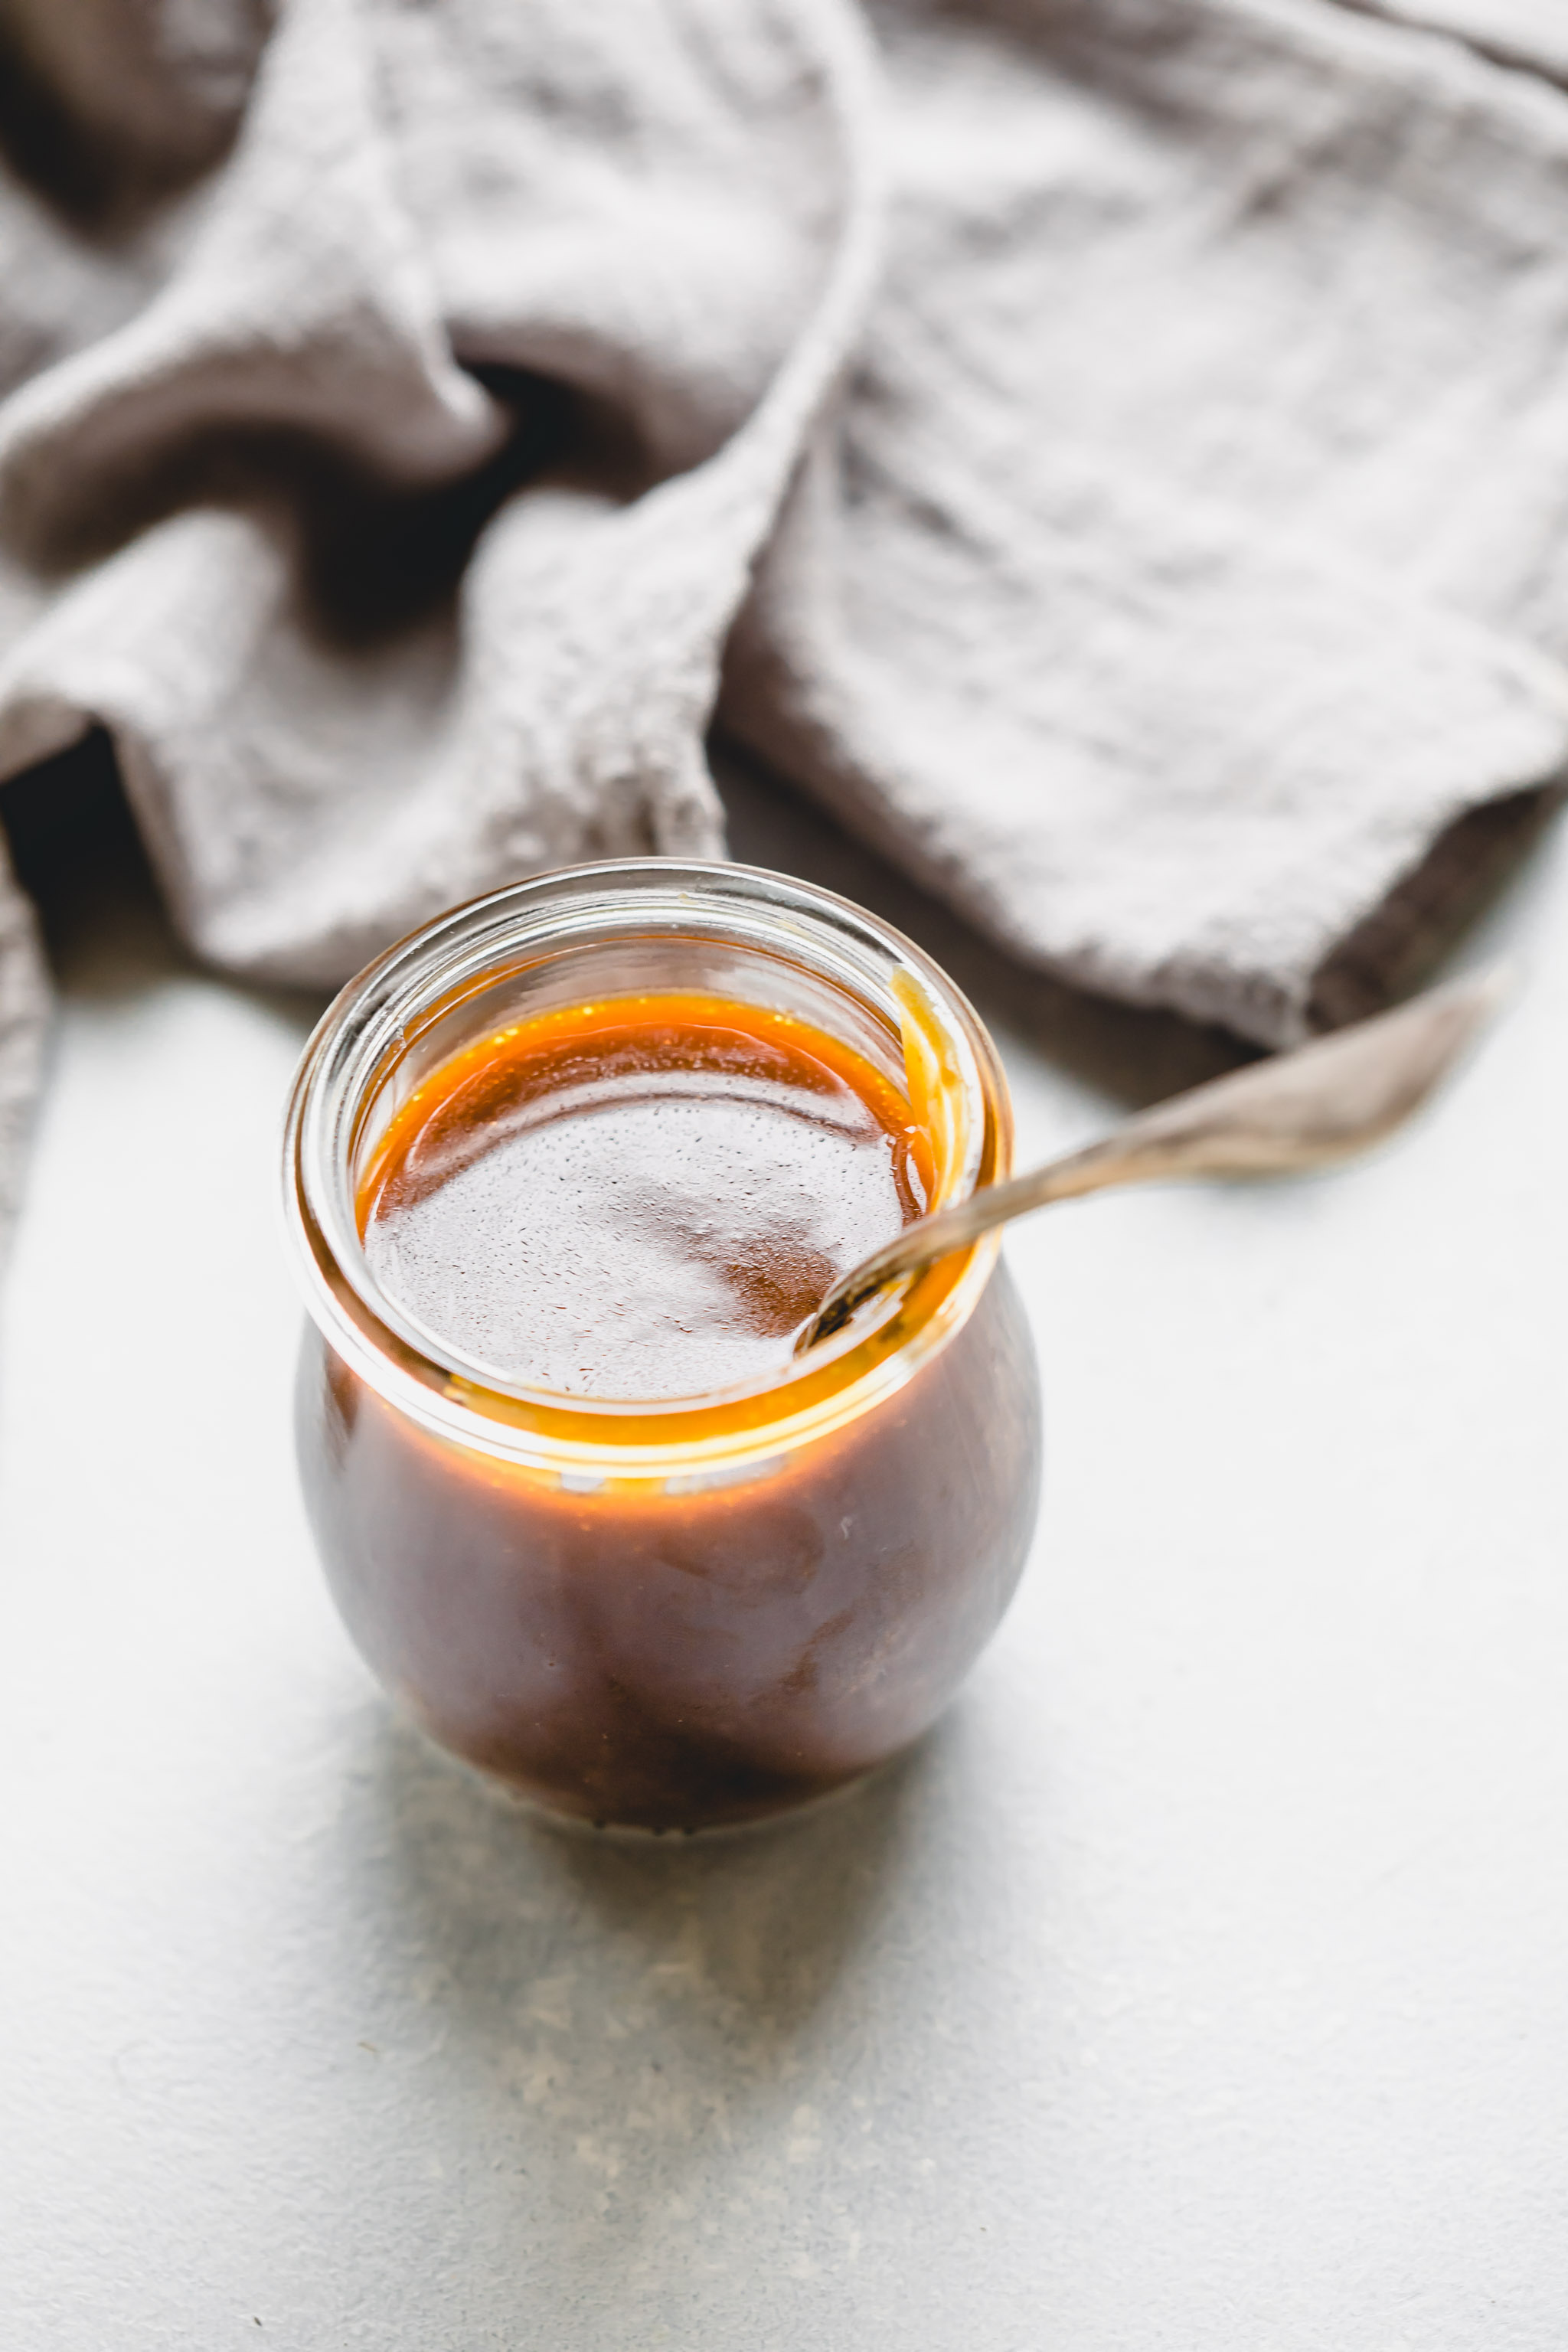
(358, 992, 932, 1400)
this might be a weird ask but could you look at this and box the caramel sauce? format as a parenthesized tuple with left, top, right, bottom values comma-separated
(296, 976, 1040, 1831)
(358, 994, 932, 1400)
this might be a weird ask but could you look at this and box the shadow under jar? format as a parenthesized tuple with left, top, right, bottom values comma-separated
(283, 861, 1042, 1831)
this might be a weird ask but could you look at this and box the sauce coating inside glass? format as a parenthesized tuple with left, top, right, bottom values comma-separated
(359, 994, 931, 1399)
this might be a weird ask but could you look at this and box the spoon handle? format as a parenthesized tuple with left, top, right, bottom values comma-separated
(799, 965, 1511, 1352)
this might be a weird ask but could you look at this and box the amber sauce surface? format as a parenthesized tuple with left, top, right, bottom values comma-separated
(358, 993, 931, 1400)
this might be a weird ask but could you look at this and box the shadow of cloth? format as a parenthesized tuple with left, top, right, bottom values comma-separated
(5, 365, 606, 653)
(4, 727, 190, 982)
(0, 8, 257, 234)
(0, 729, 328, 1049)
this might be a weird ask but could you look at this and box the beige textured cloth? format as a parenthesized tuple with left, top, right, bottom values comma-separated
(2, 0, 1568, 1259)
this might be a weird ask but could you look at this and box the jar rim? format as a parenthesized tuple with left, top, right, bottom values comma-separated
(281, 859, 1014, 1478)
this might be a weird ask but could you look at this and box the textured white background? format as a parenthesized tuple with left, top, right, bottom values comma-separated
(2, 760, 1566, 2349)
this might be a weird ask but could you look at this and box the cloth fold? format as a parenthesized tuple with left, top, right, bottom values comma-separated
(2, 0, 1568, 1261)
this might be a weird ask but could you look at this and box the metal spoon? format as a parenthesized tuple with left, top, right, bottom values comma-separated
(796, 965, 1511, 1355)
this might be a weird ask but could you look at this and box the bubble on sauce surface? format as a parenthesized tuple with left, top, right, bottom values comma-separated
(364, 1063, 916, 1399)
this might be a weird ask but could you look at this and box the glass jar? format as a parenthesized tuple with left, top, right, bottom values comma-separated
(283, 861, 1041, 1831)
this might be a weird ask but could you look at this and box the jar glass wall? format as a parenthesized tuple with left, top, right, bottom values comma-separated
(283, 861, 1043, 1831)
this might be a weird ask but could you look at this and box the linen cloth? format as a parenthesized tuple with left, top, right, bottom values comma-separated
(2, 0, 1568, 1260)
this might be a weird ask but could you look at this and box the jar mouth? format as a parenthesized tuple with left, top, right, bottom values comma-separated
(282, 860, 1014, 1477)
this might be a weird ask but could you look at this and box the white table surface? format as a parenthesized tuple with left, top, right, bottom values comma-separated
(2, 750, 1566, 2350)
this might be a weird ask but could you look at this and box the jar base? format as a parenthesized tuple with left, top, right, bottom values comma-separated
(406, 1714, 902, 1844)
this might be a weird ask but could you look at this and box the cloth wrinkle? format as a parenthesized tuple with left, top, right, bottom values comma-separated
(2, 0, 1568, 1261)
